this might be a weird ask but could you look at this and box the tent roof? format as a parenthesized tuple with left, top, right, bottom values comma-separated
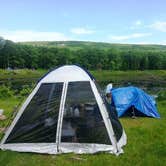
(39, 65, 94, 83)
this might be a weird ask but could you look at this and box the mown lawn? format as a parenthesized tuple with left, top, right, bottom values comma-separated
(0, 97, 165, 166)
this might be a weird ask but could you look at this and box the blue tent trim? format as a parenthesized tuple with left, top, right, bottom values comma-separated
(111, 86, 160, 118)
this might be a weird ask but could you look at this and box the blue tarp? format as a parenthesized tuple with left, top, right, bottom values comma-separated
(110, 86, 160, 118)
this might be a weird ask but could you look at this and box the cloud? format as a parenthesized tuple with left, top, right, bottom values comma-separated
(0, 30, 70, 42)
(160, 40, 166, 45)
(130, 20, 143, 29)
(71, 27, 95, 35)
(130, 20, 166, 32)
(150, 21, 166, 32)
(135, 20, 142, 26)
(109, 33, 152, 41)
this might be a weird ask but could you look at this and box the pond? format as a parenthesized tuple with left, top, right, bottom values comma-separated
(0, 78, 165, 97)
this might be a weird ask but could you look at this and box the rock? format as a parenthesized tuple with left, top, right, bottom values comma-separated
(0, 115, 6, 120)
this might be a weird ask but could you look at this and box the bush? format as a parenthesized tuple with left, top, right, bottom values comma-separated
(158, 90, 166, 100)
(0, 85, 14, 98)
(19, 85, 32, 96)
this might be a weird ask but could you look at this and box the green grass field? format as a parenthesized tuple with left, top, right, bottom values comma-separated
(0, 97, 165, 166)
(0, 69, 166, 166)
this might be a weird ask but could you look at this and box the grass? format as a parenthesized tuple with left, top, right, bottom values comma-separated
(91, 70, 166, 86)
(0, 69, 46, 81)
(0, 69, 165, 165)
(0, 96, 165, 166)
(0, 69, 166, 85)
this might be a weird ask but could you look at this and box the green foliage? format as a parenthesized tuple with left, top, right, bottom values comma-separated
(158, 90, 166, 100)
(0, 69, 165, 89)
(0, 69, 46, 80)
(19, 85, 32, 96)
(0, 85, 13, 98)
(0, 40, 166, 70)
(91, 70, 166, 87)
(0, 83, 33, 100)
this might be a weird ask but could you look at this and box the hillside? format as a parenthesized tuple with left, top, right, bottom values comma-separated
(0, 38, 166, 70)
(19, 40, 166, 51)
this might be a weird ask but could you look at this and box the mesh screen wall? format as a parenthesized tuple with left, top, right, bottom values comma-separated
(6, 83, 63, 143)
(94, 81, 123, 141)
(61, 81, 111, 144)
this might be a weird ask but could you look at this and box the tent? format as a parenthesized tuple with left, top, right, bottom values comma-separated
(110, 86, 160, 118)
(0, 65, 126, 155)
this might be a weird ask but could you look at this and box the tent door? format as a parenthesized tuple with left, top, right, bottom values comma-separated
(56, 81, 118, 153)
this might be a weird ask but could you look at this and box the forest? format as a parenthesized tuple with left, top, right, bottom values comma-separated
(0, 38, 166, 70)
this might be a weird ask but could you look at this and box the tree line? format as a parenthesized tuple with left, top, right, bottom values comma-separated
(0, 40, 166, 70)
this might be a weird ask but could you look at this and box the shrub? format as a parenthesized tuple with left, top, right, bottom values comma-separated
(158, 90, 166, 101)
(19, 85, 32, 96)
(0, 85, 14, 98)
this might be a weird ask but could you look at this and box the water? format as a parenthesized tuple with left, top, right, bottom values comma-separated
(0, 78, 165, 96)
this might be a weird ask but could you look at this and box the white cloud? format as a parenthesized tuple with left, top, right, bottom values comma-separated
(109, 33, 152, 41)
(130, 20, 166, 32)
(71, 27, 95, 35)
(135, 20, 142, 26)
(130, 20, 143, 29)
(0, 30, 70, 42)
(160, 40, 166, 45)
(150, 21, 166, 32)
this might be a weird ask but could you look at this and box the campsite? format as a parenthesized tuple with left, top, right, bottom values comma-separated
(0, 1, 166, 165)
(0, 68, 165, 165)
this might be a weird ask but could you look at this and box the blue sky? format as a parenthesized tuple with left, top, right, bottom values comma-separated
(0, 0, 166, 44)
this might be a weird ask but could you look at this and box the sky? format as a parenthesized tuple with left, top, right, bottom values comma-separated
(0, 0, 166, 44)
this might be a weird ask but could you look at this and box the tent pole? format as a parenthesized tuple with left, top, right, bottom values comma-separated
(90, 81, 119, 153)
(56, 82, 68, 152)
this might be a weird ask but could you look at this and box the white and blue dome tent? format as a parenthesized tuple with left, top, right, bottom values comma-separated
(110, 86, 160, 118)
(0, 65, 126, 155)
